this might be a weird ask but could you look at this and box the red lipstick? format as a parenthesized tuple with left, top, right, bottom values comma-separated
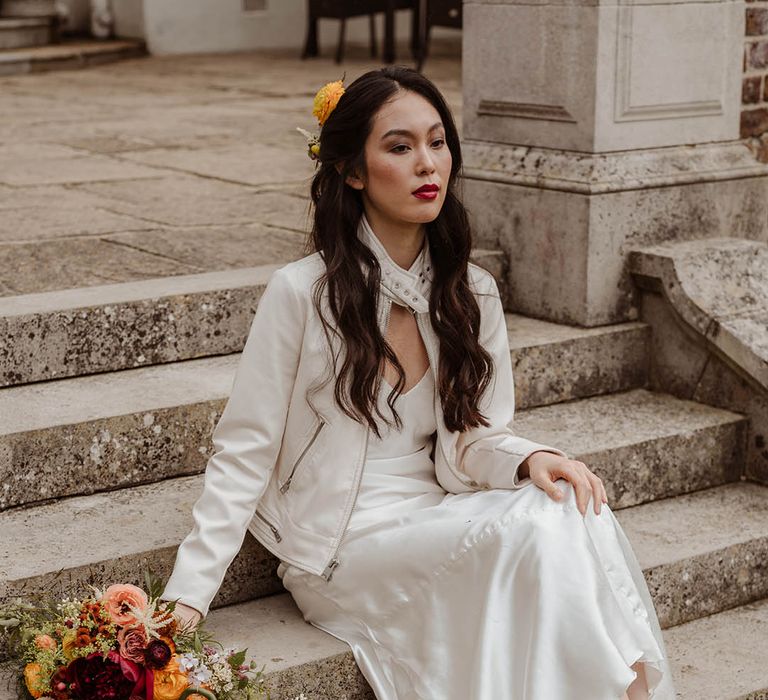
(412, 183, 439, 200)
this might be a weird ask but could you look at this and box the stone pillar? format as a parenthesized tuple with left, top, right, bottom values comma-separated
(461, 0, 768, 326)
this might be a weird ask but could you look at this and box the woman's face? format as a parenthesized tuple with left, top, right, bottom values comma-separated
(346, 89, 453, 234)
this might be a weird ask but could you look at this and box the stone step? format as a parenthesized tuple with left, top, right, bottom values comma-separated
(0, 16, 51, 50)
(0, 249, 639, 388)
(200, 593, 768, 700)
(2, 591, 766, 700)
(1, 448, 758, 630)
(1, 0, 57, 17)
(1, 323, 656, 511)
(0, 38, 146, 76)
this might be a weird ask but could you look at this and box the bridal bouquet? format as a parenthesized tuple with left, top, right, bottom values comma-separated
(0, 572, 303, 700)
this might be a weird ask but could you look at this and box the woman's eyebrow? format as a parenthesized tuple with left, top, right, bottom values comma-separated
(381, 122, 444, 140)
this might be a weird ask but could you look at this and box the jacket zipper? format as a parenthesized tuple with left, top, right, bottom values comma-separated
(321, 295, 394, 582)
(255, 510, 282, 542)
(279, 418, 326, 494)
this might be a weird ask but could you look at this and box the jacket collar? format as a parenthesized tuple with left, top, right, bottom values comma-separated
(356, 211, 432, 314)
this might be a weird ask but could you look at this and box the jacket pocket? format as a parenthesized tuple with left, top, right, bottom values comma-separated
(279, 417, 326, 494)
(254, 509, 282, 542)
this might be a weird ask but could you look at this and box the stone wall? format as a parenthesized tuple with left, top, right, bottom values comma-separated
(743, 3, 768, 160)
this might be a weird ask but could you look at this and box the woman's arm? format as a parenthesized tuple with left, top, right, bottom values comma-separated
(161, 267, 306, 619)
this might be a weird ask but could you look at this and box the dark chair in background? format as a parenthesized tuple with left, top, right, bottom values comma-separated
(301, 0, 462, 70)
(302, 0, 415, 65)
(413, 0, 462, 72)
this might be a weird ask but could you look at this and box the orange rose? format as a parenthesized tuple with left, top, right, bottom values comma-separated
(24, 663, 48, 698)
(153, 657, 190, 700)
(34, 634, 57, 651)
(101, 583, 148, 626)
(312, 79, 345, 126)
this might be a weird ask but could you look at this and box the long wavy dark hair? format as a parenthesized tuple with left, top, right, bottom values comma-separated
(308, 65, 493, 438)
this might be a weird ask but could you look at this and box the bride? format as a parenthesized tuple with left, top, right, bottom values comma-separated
(161, 66, 675, 699)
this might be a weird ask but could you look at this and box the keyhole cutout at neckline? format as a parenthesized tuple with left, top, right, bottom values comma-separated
(381, 302, 430, 395)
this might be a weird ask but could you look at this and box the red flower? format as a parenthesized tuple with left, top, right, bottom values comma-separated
(68, 653, 135, 700)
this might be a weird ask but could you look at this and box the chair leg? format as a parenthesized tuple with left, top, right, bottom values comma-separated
(302, 12, 319, 58)
(384, 3, 395, 63)
(369, 13, 378, 58)
(335, 17, 346, 64)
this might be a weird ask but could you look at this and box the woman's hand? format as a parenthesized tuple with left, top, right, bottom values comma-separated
(520, 451, 608, 516)
(172, 602, 203, 631)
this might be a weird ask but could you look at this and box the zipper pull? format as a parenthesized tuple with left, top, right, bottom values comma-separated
(322, 557, 340, 582)
(279, 479, 291, 494)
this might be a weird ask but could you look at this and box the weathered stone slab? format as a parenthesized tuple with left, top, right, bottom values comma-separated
(0, 356, 234, 509)
(508, 314, 649, 408)
(0, 476, 284, 612)
(0, 315, 651, 508)
(0, 248, 505, 386)
(629, 238, 768, 390)
(0, 265, 277, 386)
(1, 476, 765, 641)
(617, 482, 768, 628)
(665, 598, 768, 700)
(0, 39, 146, 77)
(517, 388, 746, 509)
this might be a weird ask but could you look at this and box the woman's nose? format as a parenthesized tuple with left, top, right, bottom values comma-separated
(416, 145, 436, 174)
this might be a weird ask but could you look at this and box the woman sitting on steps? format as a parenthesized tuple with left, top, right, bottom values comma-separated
(161, 66, 675, 700)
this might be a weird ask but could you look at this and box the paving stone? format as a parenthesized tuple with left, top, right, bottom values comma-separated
(74, 176, 313, 230)
(0, 143, 161, 186)
(119, 142, 317, 187)
(0, 236, 200, 296)
(0, 186, 152, 242)
(0, 223, 308, 295)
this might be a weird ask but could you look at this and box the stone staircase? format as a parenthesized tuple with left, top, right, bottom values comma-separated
(2, 242, 768, 699)
(0, 0, 145, 75)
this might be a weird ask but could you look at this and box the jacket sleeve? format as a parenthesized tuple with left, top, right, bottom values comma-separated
(454, 271, 569, 490)
(161, 266, 305, 618)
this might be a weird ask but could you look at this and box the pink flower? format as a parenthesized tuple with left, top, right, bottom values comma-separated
(117, 625, 148, 664)
(101, 584, 148, 627)
(34, 635, 57, 651)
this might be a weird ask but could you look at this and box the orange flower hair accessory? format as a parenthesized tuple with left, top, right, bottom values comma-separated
(296, 74, 346, 163)
(312, 78, 345, 126)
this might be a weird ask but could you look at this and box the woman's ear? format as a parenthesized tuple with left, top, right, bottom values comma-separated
(337, 162, 364, 190)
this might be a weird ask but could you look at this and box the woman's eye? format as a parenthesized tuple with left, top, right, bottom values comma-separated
(391, 139, 444, 153)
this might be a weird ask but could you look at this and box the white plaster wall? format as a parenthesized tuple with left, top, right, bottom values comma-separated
(96, 0, 453, 55)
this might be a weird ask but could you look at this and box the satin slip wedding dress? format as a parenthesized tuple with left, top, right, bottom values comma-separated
(277, 355, 675, 700)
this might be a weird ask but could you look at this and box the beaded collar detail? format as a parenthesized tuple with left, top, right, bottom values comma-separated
(356, 212, 432, 315)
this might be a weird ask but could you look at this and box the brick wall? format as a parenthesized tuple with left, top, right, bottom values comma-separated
(743, 3, 768, 160)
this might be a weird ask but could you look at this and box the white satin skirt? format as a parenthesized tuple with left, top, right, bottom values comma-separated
(277, 445, 676, 699)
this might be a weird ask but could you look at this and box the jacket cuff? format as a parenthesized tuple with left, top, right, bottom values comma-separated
(159, 589, 208, 620)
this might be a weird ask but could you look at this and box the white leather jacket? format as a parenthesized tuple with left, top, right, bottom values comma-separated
(162, 213, 567, 618)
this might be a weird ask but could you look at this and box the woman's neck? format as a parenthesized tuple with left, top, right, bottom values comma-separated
(364, 209, 425, 271)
